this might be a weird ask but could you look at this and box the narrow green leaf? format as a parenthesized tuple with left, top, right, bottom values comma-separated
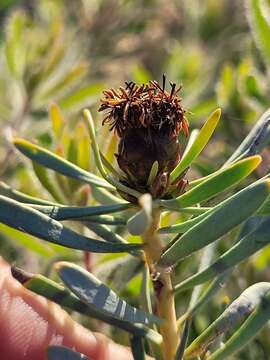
(246, 0, 270, 66)
(184, 283, 270, 359)
(49, 103, 65, 141)
(147, 161, 159, 186)
(170, 109, 221, 182)
(158, 180, 270, 268)
(161, 156, 261, 210)
(190, 153, 263, 188)
(0, 182, 57, 205)
(76, 122, 91, 171)
(38, 22, 65, 80)
(78, 215, 126, 225)
(216, 64, 235, 108)
(0, 195, 142, 253)
(55, 261, 162, 325)
(225, 108, 270, 164)
(127, 194, 152, 235)
(175, 319, 191, 360)
(130, 336, 146, 360)
(5, 10, 26, 78)
(59, 83, 104, 110)
(32, 162, 65, 203)
(159, 208, 214, 234)
(175, 244, 219, 332)
(182, 129, 199, 157)
(257, 194, 270, 214)
(30, 202, 131, 220)
(91, 186, 124, 205)
(41, 62, 88, 101)
(207, 289, 270, 360)
(175, 207, 211, 215)
(47, 346, 90, 360)
(31, 204, 128, 225)
(83, 222, 127, 244)
(13, 138, 114, 190)
(96, 256, 144, 292)
(100, 151, 122, 178)
(83, 109, 142, 199)
(12, 267, 161, 343)
(0, 223, 55, 258)
(179, 270, 232, 324)
(174, 216, 270, 293)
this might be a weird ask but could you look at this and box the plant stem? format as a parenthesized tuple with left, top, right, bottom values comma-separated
(142, 208, 179, 360)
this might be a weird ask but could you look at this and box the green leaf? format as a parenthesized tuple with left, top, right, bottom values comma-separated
(246, 0, 270, 66)
(174, 216, 270, 293)
(178, 270, 232, 326)
(0, 223, 55, 258)
(182, 129, 199, 158)
(0, 182, 57, 205)
(41, 62, 89, 101)
(49, 103, 65, 141)
(96, 256, 144, 292)
(91, 186, 124, 205)
(159, 209, 212, 234)
(207, 288, 270, 360)
(13, 267, 161, 343)
(161, 155, 261, 210)
(0, 195, 142, 253)
(257, 195, 270, 214)
(158, 180, 270, 268)
(30, 202, 131, 220)
(100, 151, 122, 178)
(184, 283, 270, 359)
(225, 108, 270, 164)
(77, 214, 126, 225)
(83, 222, 128, 244)
(170, 108, 221, 182)
(130, 336, 146, 360)
(32, 162, 65, 203)
(175, 319, 191, 360)
(83, 109, 142, 199)
(55, 261, 162, 325)
(216, 64, 236, 107)
(127, 194, 152, 235)
(5, 10, 27, 78)
(76, 122, 91, 171)
(47, 346, 90, 360)
(13, 138, 114, 190)
(147, 161, 159, 186)
(31, 204, 128, 225)
(190, 154, 262, 188)
(59, 83, 104, 110)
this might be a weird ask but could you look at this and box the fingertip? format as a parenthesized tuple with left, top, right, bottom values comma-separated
(0, 256, 133, 360)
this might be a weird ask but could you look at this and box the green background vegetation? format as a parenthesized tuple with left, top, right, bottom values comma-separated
(1, 1, 270, 359)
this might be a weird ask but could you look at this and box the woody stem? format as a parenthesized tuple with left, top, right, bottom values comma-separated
(142, 208, 179, 360)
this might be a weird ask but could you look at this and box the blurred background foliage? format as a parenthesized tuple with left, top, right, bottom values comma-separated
(1, 0, 270, 358)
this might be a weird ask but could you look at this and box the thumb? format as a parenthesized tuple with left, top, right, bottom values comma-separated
(0, 256, 133, 360)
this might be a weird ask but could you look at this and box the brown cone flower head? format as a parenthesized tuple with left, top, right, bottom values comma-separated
(99, 76, 189, 200)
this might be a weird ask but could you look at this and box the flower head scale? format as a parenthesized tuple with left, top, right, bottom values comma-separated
(99, 76, 189, 200)
(99, 76, 189, 138)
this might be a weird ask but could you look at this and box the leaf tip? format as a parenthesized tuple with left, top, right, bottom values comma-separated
(264, 179, 270, 192)
(11, 265, 34, 284)
(53, 261, 68, 272)
(212, 107, 222, 122)
(83, 108, 92, 121)
(250, 154, 262, 167)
